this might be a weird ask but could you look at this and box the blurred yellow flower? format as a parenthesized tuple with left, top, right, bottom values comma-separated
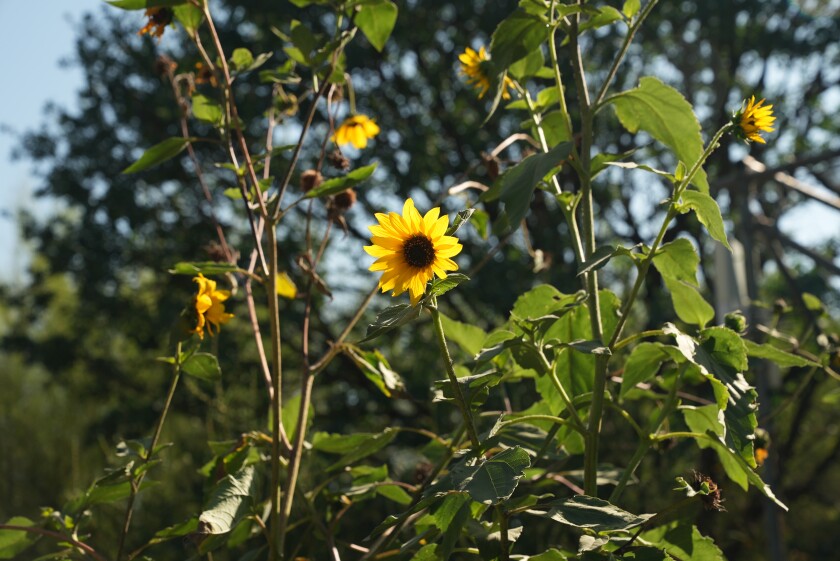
(364, 199, 462, 306)
(734, 96, 776, 144)
(191, 274, 234, 339)
(332, 115, 380, 149)
(458, 46, 513, 100)
(138, 7, 173, 39)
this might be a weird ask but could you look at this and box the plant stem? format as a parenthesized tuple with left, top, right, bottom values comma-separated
(429, 299, 481, 450)
(497, 506, 510, 561)
(266, 222, 285, 561)
(115, 345, 182, 561)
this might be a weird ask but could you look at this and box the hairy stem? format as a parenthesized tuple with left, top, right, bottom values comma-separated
(266, 222, 285, 561)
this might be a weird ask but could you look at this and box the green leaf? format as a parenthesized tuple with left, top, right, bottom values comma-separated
(531, 495, 653, 532)
(344, 346, 406, 397)
(355, 0, 398, 52)
(622, 0, 642, 18)
(620, 342, 670, 398)
(446, 208, 475, 236)
(610, 77, 708, 191)
(743, 339, 817, 368)
(230, 48, 254, 71)
(578, 6, 623, 33)
(198, 465, 256, 534)
(508, 46, 545, 80)
(488, 142, 572, 227)
(192, 94, 224, 126)
(641, 523, 726, 561)
(427, 273, 470, 299)
(122, 137, 195, 174)
(107, 0, 187, 9)
(679, 191, 732, 250)
(314, 429, 397, 471)
(306, 163, 378, 198)
(577, 245, 631, 276)
(439, 313, 487, 356)
(0, 517, 35, 560)
(489, 9, 549, 70)
(169, 261, 243, 275)
(182, 353, 222, 382)
(662, 276, 715, 327)
(528, 549, 569, 561)
(446, 447, 531, 504)
(652, 238, 700, 285)
(362, 303, 422, 341)
(149, 518, 200, 545)
(173, 4, 203, 32)
(539, 111, 572, 146)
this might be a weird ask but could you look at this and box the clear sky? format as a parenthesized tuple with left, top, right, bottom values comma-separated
(0, 0, 103, 284)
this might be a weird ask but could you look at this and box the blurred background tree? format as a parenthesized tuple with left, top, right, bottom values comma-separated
(2, 1, 839, 559)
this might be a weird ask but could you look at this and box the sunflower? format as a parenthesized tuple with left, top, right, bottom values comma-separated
(138, 7, 173, 39)
(365, 199, 463, 306)
(733, 96, 776, 144)
(191, 274, 234, 339)
(332, 114, 381, 149)
(458, 46, 514, 100)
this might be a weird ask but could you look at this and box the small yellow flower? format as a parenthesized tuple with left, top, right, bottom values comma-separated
(332, 115, 380, 149)
(364, 199, 463, 306)
(458, 46, 514, 100)
(734, 96, 776, 144)
(191, 274, 234, 339)
(138, 7, 173, 39)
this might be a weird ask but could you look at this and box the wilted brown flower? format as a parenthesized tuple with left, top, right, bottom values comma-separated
(300, 169, 323, 192)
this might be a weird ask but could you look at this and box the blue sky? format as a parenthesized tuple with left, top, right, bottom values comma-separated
(0, 0, 103, 283)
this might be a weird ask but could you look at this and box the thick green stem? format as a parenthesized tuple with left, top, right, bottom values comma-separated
(266, 222, 285, 561)
(430, 301, 481, 450)
(497, 506, 510, 561)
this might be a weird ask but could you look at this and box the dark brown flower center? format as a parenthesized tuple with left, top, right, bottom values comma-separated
(403, 235, 435, 269)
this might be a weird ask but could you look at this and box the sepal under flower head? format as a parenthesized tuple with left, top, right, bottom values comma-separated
(138, 7, 173, 39)
(732, 96, 776, 144)
(364, 199, 462, 306)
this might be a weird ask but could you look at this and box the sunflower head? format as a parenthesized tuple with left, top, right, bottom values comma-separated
(191, 273, 234, 339)
(733, 96, 776, 144)
(458, 46, 514, 100)
(365, 199, 463, 306)
(138, 7, 173, 39)
(332, 114, 381, 149)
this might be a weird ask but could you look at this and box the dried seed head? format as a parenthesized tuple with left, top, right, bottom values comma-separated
(481, 151, 500, 181)
(693, 471, 725, 511)
(327, 149, 350, 171)
(333, 188, 357, 211)
(300, 169, 323, 192)
(154, 55, 178, 77)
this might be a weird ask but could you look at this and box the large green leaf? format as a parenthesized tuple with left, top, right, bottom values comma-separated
(743, 340, 818, 368)
(641, 523, 725, 561)
(108, 0, 187, 9)
(440, 313, 487, 356)
(489, 9, 549, 70)
(0, 517, 35, 560)
(662, 276, 715, 327)
(306, 163, 378, 198)
(198, 465, 256, 534)
(487, 142, 572, 228)
(313, 429, 397, 471)
(531, 495, 653, 532)
(619, 342, 670, 398)
(445, 447, 531, 504)
(679, 191, 731, 250)
(362, 303, 422, 341)
(355, 0, 398, 52)
(192, 94, 224, 126)
(182, 353, 222, 382)
(610, 77, 708, 191)
(122, 137, 195, 174)
(652, 238, 700, 285)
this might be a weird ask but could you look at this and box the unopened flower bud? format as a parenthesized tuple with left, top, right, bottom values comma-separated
(327, 149, 350, 171)
(724, 310, 747, 333)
